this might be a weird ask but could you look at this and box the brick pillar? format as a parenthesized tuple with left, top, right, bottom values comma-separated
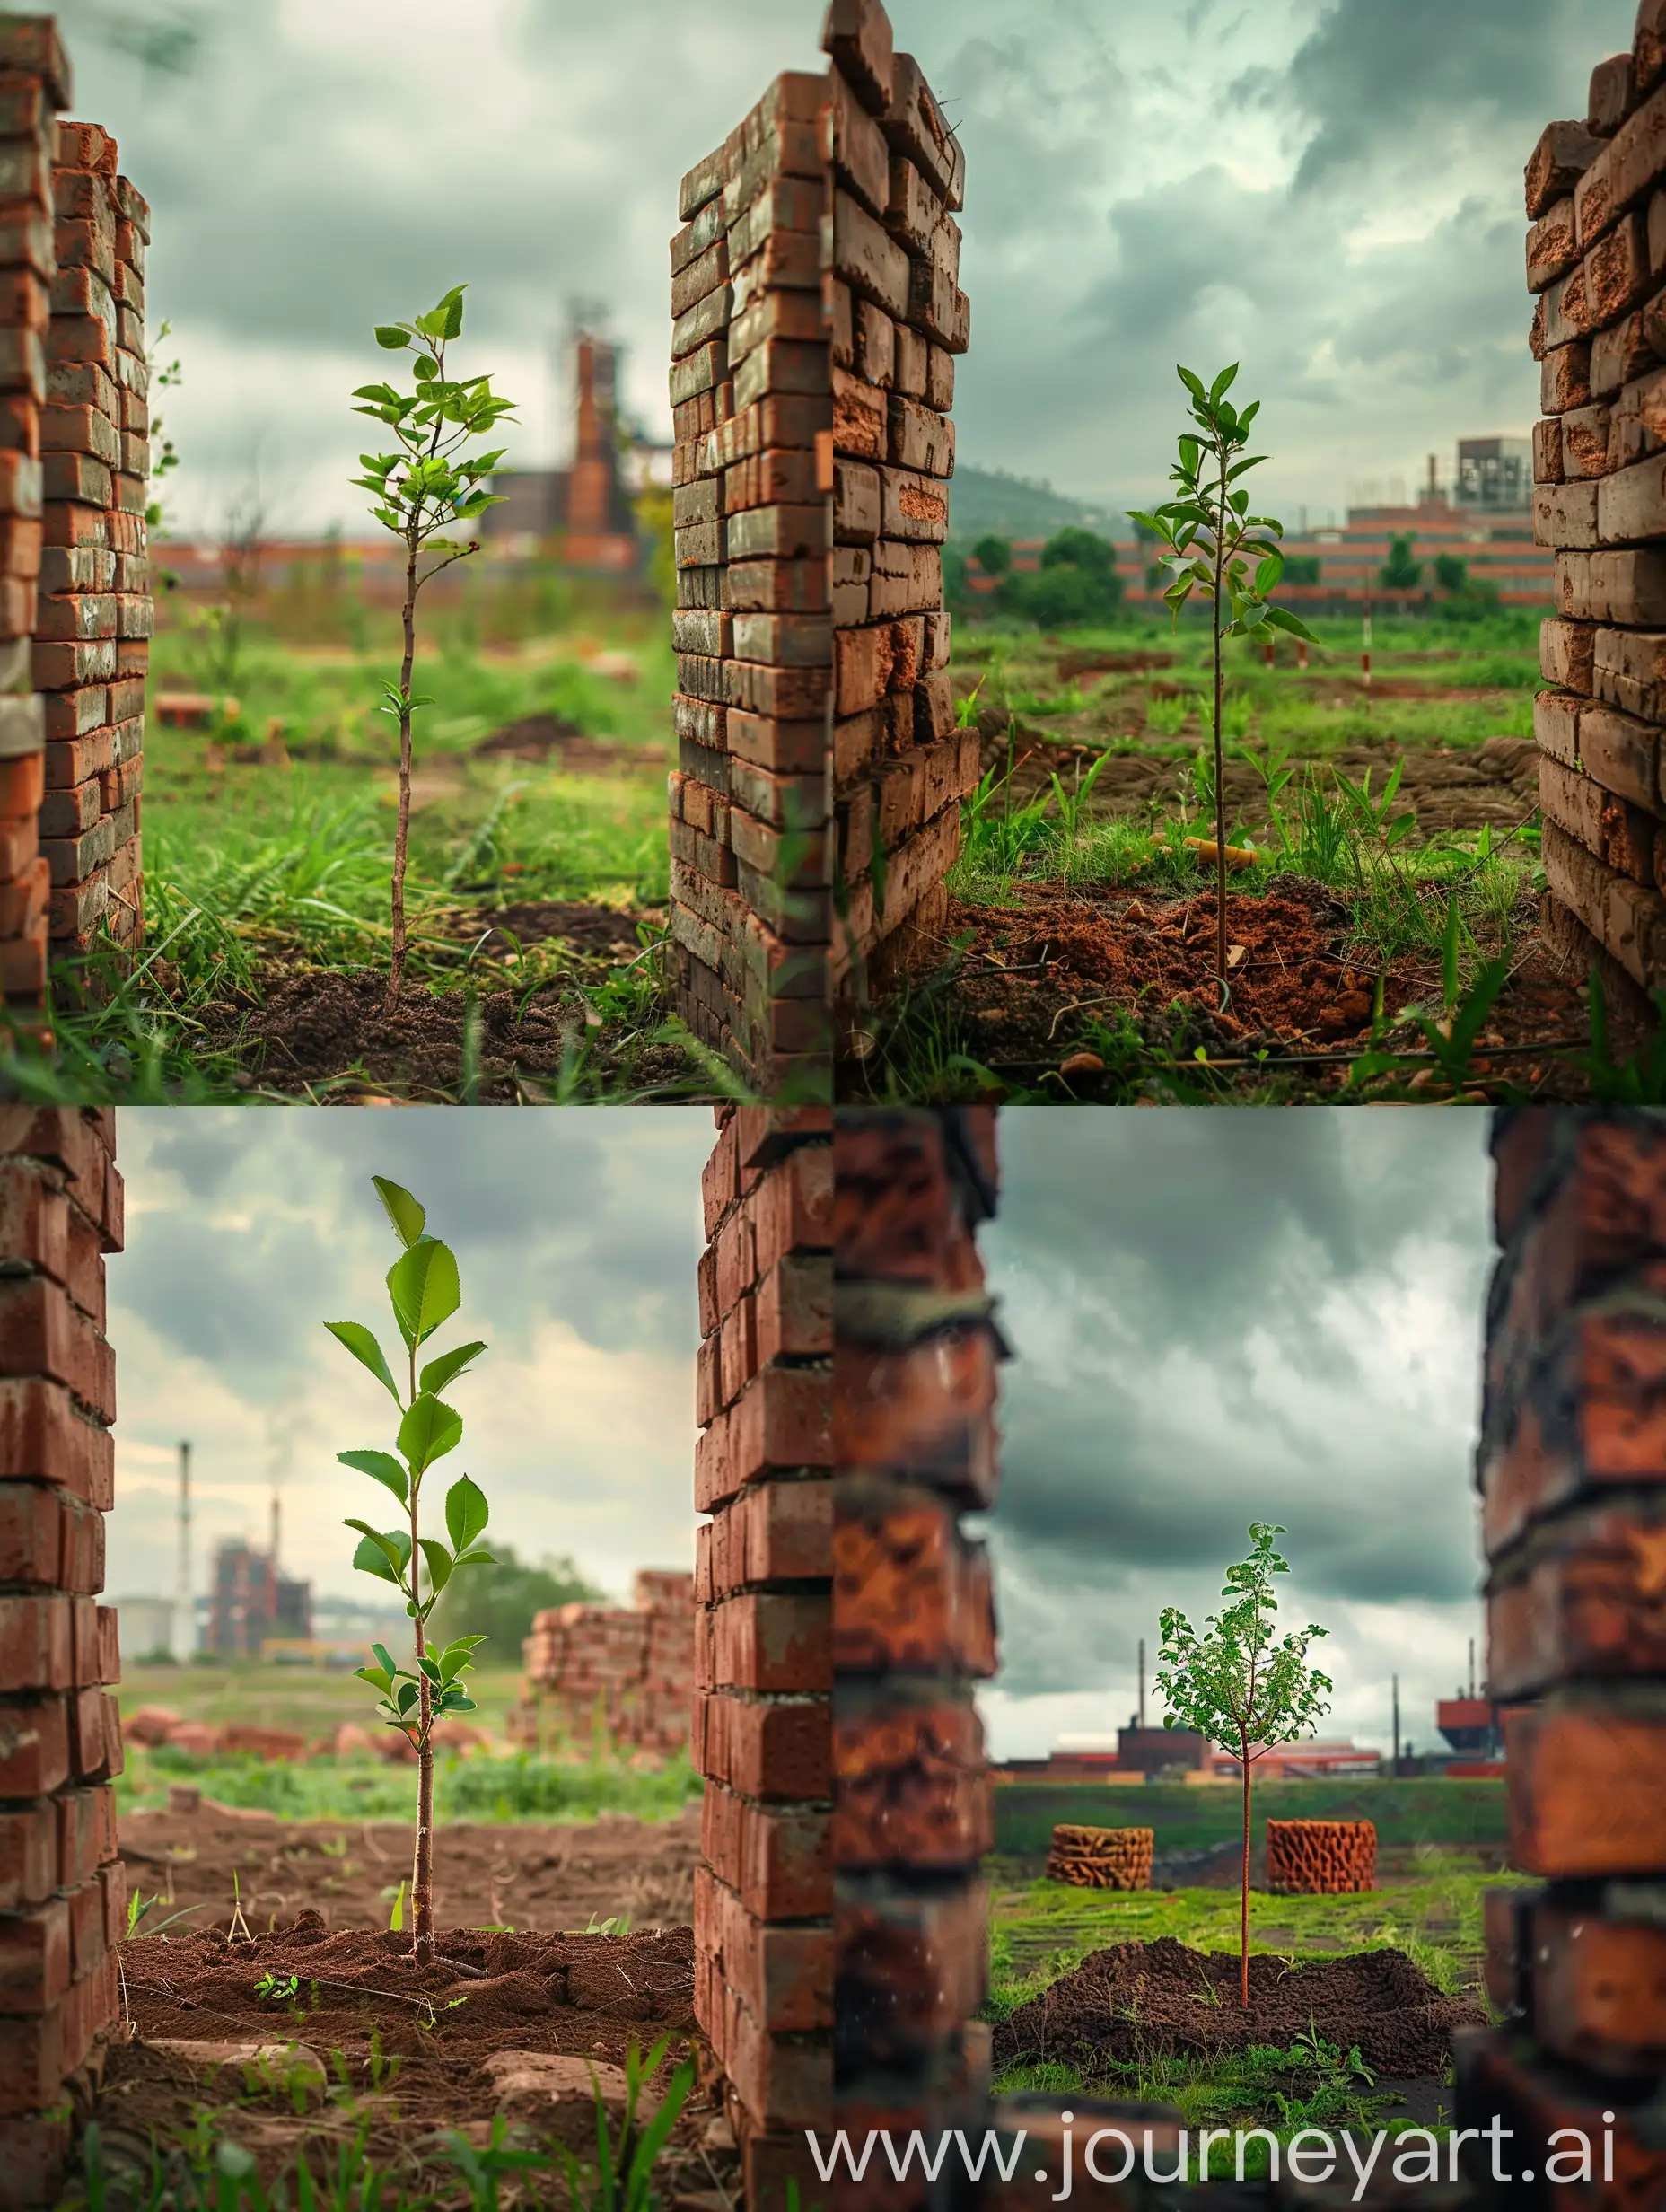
(693, 1104, 832, 2208)
(0, 19, 66, 1021)
(824, 0, 977, 1016)
(669, 68, 833, 1101)
(831, 1108, 1002, 2204)
(43, 115, 149, 955)
(1458, 1110, 1666, 2205)
(0, 1106, 124, 2209)
(1529, 13, 1666, 1012)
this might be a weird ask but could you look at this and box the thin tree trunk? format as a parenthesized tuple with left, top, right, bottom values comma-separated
(412, 1632, 434, 1965)
(387, 537, 418, 1011)
(1213, 444, 1228, 1002)
(1240, 1735, 1251, 2009)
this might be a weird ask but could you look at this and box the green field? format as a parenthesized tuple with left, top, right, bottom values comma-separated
(995, 1778, 1508, 1858)
(2, 569, 715, 1102)
(116, 1663, 699, 1825)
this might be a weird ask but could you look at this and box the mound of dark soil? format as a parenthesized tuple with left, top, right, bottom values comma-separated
(442, 900, 651, 958)
(474, 715, 659, 775)
(195, 954, 693, 1101)
(994, 1936, 1485, 2077)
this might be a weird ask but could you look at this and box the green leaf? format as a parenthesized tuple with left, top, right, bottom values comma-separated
(373, 1178, 426, 1249)
(1177, 365, 1206, 403)
(395, 1679, 419, 1716)
(399, 1392, 464, 1473)
(338, 1448, 408, 1505)
(419, 1339, 487, 1395)
(417, 1652, 442, 1682)
(387, 1238, 460, 1346)
(445, 1472, 489, 1552)
(452, 1548, 495, 1569)
(354, 1664, 392, 1694)
(440, 1693, 478, 1712)
(417, 1537, 453, 1597)
(324, 1321, 400, 1402)
(1208, 364, 1240, 404)
(372, 1642, 399, 1679)
(373, 325, 409, 350)
(1263, 604, 1320, 643)
(346, 1520, 410, 1581)
(439, 1635, 487, 1681)
(351, 1535, 400, 1585)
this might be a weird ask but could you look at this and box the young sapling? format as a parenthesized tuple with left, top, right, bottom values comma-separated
(326, 1175, 495, 1963)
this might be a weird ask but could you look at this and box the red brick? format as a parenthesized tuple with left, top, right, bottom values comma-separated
(0, 1379, 112, 1505)
(835, 1485, 996, 1675)
(702, 1785, 830, 1918)
(712, 1592, 830, 1693)
(834, 1693, 990, 1867)
(697, 1687, 829, 1800)
(702, 1113, 739, 1239)
(0, 1958, 111, 2116)
(695, 1864, 832, 2030)
(1530, 1896, 1666, 2073)
(1454, 2025, 1666, 2207)
(0, 1275, 112, 1416)
(0, 1594, 70, 1693)
(0, 1896, 68, 2014)
(834, 1330, 1001, 1504)
(0, 1698, 67, 1797)
(834, 1876, 988, 2067)
(1504, 1703, 1666, 1874)
(0, 1804, 55, 1912)
(717, 1981, 829, 2131)
(1486, 1505, 1666, 1693)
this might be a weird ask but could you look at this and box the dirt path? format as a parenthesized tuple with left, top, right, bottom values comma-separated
(121, 1800, 700, 1939)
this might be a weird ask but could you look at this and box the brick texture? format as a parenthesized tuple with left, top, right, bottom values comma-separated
(1456, 1108, 1666, 2207)
(509, 1570, 693, 1760)
(833, 1109, 1000, 2206)
(694, 1105, 831, 2209)
(0, 48, 151, 1015)
(667, 0, 973, 1098)
(0, 1104, 122, 2208)
(1526, 16, 1666, 1005)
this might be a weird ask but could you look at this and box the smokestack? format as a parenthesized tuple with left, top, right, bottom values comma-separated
(1468, 1637, 1476, 1701)
(270, 1488, 280, 1574)
(175, 1441, 192, 1662)
(1391, 1673, 1400, 1773)
(1137, 1637, 1145, 1729)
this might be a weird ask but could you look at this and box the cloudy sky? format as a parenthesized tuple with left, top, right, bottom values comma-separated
(976, 1109, 1494, 1762)
(107, 1108, 711, 1627)
(58, 0, 1635, 538)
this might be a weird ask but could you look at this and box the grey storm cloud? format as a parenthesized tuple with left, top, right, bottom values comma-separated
(977, 1110, 1495, 1702)
(118, 1107, 708, 1394)
(48, 0, 1645, 531)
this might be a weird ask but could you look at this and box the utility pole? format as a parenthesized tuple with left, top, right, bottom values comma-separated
(1391, 1673, 1400, 1776)
(1468, 1637, 1476, 1701)
(174, 1441, 192, 1663)
(1137, 1637, 1145, 1729)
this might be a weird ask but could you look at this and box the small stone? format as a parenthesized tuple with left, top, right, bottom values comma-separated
(1058, 1051, 1105, 1077)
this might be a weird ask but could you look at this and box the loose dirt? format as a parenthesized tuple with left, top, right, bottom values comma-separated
(192, 934, 696, 1101)
(861, 874, 1635, 1101)
(97, 1920, 725, 2198)
(473, 714, 662, 775)
(120, 1802, 700, 1937)
(993, 1936, 1486, 2076)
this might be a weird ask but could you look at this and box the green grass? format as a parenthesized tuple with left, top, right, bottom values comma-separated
(116, 1744, 702, 1826)
(0, 573, 703, 1102)
(982, 1839, 1532, 2179)
(118, 1661, 527, 1734)
(994, 1780, 1508, 1857)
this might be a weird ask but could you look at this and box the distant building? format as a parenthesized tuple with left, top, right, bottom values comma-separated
(484, 329, 667, 570)
(1454, 435, 1533, 514)
(206, 1535, 311, 1659)
(114, 1595, 174, 1661)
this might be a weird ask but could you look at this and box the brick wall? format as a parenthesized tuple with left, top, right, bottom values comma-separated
(1529, 6, 1666, 1004)
(832, 1107, 1002, 2201)
(822, 4, 977, 1014)
(517, 1569, 695, 1760)
(693, 1105, 832, 2208)
(1457, 1110, 1666, 2206)
(0, 14, 151, 1024)
(0, 1106, 124, 2210)
(667, 0, 972, 1099)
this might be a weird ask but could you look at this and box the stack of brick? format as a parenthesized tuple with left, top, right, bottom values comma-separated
(1529, 5, 1666, 1005)
(0, 22, 62, 1020)
(832, 1108, 1003, 2191)
(669, 72, 832, 1101)
(518, 1570, 695, 1760)
(1264, 1817, 1376, 1895)
(1045, 1823, 1153, 1892)
(822, 1, 978, 1014)
(0, 1106, 125, 2210)
(1457, 1110, 1666, 2205)
(692, 1104, 831, 2210)
(40, 115, 148, 958)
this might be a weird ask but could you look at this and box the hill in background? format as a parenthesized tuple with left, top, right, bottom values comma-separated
(947, 464, 1128, 545)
